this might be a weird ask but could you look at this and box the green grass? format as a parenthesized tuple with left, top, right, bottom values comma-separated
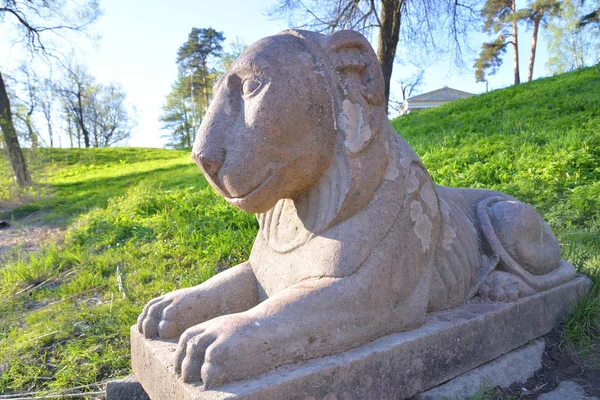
(0, 66, 599, 396)
(0, 148, 257, 395)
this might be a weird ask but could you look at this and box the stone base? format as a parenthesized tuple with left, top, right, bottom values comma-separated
(106, 375, 150, 400)
(131, 276, 590, 400)
(420, 340, 545, 399)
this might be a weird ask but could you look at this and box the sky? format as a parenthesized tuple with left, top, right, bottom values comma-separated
(0, 0, 557, 148)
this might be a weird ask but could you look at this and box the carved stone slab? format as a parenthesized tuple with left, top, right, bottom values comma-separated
(131, 276, 590, 400)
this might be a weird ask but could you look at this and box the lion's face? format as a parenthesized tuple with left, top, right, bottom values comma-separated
(192, 34, 336, 213)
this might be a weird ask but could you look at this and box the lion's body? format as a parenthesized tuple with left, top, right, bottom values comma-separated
(138, 29, 577, 387)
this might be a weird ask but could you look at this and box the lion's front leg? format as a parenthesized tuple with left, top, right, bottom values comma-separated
(137, 262, 258, 339)
(175, 263, 431, 387)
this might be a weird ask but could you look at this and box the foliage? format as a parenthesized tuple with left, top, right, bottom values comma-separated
(578, 0, 600, 27)
(159, 28, 225, 149)
(0, 66, 599, 395)
(546, 0, 600, 74)
(474, 35, 509, 82)
(159, 73, 195, 149)
(475, 0, 520, 84)
(216, 38, 248, 78)
(476, 0, 561, 84)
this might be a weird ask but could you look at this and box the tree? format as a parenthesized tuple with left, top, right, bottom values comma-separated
(161, 29, 229, 149)
(0, 71, 31, 186)
(578, 0, 600, 26)
(177, 28, 225, 133)
(474, 0, 521, 84)
(57, 66, 135, 148)
(521, 0, 561, 82)
(9, 65, 41, 148)
(546, 0, 600, 73)
(217, 38, 248, 78)
(398, 69, 424, 102)
(93, 83, 135, 147)
(38, 78, 56, 147)
(474, 35, 509, 82)
(160, 73, 195, 149)
(57, 65, 95, 147)
(0, 0, 100, 187)
(270, 0, 482, 113)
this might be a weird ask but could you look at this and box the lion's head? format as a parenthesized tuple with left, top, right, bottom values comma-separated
(192, 30, 389, 217)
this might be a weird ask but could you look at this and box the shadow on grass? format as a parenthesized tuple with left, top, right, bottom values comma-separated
(4, 163, 206, 226)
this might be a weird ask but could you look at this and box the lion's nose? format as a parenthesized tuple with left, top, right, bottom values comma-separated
(192, 152, 223, 178)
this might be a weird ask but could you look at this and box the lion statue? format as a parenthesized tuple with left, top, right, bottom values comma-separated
(137, 29, 576, 387)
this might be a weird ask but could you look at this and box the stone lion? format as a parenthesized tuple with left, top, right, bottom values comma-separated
(137, 29, 576, 387)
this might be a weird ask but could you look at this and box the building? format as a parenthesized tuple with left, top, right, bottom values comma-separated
(399, 87, 475, 115)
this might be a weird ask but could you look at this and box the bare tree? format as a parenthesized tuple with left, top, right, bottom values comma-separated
(57, 65, 95, 147)
(38, 78, 56, 147)
(0, 0, 100, 187)
(94, 83, 136, 147)
(270, 0, 483, 113)
(58, 67, 135, 148)
(399, 68, 425, 101)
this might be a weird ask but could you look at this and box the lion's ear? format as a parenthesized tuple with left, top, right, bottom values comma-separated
(326, 30, 384, 106)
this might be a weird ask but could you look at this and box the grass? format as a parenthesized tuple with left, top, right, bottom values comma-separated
(0, 65, 598, 395)
(0, 148, 257, 394)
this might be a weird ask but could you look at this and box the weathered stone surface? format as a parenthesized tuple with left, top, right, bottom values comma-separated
(538, 381, 599, 400)
(106, 375, 150, 400)
(132, 277, 589, 400)
(421, 340, 544, 399)
(136, 29, 578, 388)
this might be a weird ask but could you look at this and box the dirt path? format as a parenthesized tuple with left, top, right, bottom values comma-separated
(0, 202, 64, 262)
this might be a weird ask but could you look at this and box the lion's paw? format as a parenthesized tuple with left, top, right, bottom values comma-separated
(137, 287, 204, 339)
(478, 271, 534, 302)
(175, 314, 255, 386)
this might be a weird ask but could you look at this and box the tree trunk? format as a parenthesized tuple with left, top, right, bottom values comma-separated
(376, 0, 403, 113)
(511, 0, 520, 85)
(201, 59, 210, 109)
(0, 70, 32, 188)
(528, 15, 542, 82)
(76, 85, 90, 147)
(25, 109, 38, 148)
(46, 116, 54, 147)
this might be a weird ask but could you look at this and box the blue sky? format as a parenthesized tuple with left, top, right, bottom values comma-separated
(0, 0, 555, 148)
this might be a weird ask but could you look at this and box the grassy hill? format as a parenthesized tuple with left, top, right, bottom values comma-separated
(0, 65, 598, 396)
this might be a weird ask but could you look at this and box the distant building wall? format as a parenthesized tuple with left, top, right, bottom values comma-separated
(399, 87, 475, 115)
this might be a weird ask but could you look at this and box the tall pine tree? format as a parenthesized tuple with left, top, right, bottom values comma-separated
(160, 28, 225, 149)
(475, 0, 521, 85)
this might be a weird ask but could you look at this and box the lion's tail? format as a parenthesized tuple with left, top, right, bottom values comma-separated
(476, 196, 576, 293)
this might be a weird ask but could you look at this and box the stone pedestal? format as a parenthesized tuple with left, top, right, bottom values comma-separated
(130, 276, 589, 400)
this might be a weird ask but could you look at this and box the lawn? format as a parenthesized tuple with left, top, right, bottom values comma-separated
(0, 65, 598, 397)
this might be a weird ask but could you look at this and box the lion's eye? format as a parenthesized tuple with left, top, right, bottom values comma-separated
(242, 78, 263, 98)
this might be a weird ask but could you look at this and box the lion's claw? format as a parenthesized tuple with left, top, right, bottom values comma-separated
(175, 314, 250, 385)
(138, 288, 197, 339)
